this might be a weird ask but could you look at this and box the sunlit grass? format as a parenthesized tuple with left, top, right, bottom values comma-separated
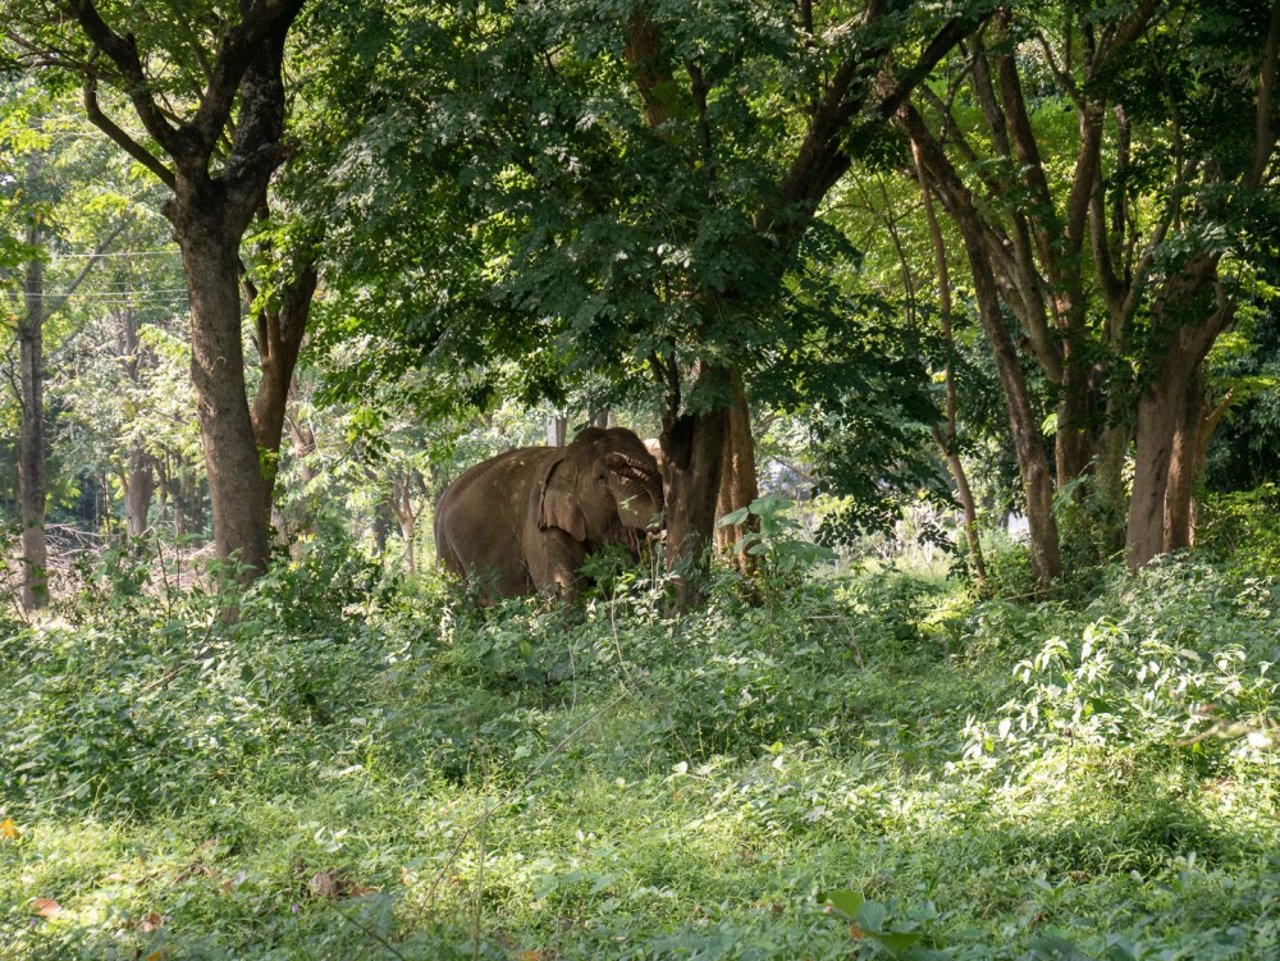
(1, 546, 1278, 959)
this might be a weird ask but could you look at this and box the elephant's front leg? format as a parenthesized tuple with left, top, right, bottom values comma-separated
(528, 529, 589, 598)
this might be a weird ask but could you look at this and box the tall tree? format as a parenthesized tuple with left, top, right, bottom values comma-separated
(1123, 0, 1280, 567)
(4, 0, 310, 577)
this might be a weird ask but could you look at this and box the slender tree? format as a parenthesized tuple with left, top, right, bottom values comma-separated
(1, 83, 129, 608)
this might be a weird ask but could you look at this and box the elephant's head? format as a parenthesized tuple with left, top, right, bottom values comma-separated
(537, 426, 663, 555)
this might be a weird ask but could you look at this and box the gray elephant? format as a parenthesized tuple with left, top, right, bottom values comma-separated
(433, 426, 664, 599)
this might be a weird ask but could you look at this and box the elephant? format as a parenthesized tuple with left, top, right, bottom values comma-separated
(433, 426, 664, 599)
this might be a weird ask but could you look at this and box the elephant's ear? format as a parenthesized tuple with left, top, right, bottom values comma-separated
(538, 457, 587, 541)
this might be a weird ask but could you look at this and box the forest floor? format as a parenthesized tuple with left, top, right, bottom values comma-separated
(0, 526, 1277, 960)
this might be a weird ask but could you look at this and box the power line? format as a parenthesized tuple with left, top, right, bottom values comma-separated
(70, 287, 190, 294)
(51, 249, 181, 259)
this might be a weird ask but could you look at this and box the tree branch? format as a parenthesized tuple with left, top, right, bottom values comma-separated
(84, 76, 176, 190)
(1249, 0, 1280, 188)
(67, 0, 185, 157)
(40, 217, 131, 319)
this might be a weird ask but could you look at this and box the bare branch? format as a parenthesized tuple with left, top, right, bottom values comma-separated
(66, 0, 185, 157)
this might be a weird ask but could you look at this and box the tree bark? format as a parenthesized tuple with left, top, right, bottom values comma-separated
(962, 226, 1061, 587)
(1162, 366, 1206, 554)
(123, 447, 157, 538)
(1125, 0, 1280, 568)
(661, 363, 730, 605)
(1126, 376, 1181, 569)
(18, 224, 48, 611)
(714, 367, 760, 573)
(1124, 245, 1235, 569)
(69, 0, 305, 581)
(547, 414, 567, 446)
(174, 209, 270, 575)
(249, 259, 317, 512)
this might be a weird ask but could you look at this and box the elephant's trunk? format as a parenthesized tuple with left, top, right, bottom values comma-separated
(607, 454, 663, 531)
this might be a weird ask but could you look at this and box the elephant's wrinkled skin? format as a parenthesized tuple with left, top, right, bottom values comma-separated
(433, 427, 663, 599)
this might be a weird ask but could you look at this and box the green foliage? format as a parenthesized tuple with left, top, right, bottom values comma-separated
(4, 511, 1279, 959)
(1195, 483, 1280, 577)
(824, 888, 948, 959)
(977, 530, 1038, 599)
(966, 559, 1278, 781)
(1205, 298, 1280, 492)
(720, 494, 836, 577)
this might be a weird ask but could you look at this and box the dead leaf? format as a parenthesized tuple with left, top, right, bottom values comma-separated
(308, 870, 341, 900)
(849, 923, 865, 941)
(175, 859, 218, 883)
(139, 912, 165, 933)
(0, 818, 19, 840)
(32, 898, 61, 917)
(220, 870, 248, 894)
(518, 951, 552, 961)
(306, 869, 378, 901)
(144, 950, 167, 961)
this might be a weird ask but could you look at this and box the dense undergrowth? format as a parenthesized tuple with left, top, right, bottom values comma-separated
(1, 511, 1277, 960)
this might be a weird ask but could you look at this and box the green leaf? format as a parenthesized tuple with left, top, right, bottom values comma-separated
(1028, 935, 1092, 960)
(823, 888, 864, 919)
(871, 930, 924, 955)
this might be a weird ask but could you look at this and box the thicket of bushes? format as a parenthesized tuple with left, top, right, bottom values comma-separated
(0, 499, 1276, 960)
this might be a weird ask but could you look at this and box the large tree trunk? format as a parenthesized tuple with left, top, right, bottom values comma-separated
(1126, 358, 1223, 565)
(1126, 374, 1182, 569)
(714, 367, 760, 572)
(18, 228, 48, 611)
(175, 210, 269, 575)
(661, 364, 730, 605)
(1162, 367, 1206, 553)
(1125, 255, 1231, 569)
(69, 1, 304, 582)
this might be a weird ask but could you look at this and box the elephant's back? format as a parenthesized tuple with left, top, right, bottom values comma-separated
(437, 446, 554, 515)
(433, 446, 556, 586)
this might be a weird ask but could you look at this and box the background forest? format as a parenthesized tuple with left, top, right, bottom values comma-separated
(0, 1, 1278, 959)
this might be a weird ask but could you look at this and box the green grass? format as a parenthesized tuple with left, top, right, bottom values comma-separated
(0, 544, 1277, 960)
